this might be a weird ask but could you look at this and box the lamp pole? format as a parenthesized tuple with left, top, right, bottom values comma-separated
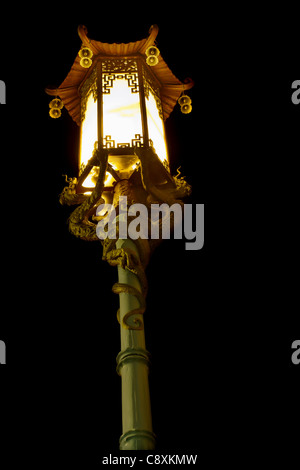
(46, 24, 194, 451)
(109, 179, 155, 450)
(116, 237, 155, 450)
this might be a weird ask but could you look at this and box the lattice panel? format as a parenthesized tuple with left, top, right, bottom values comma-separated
(103, 134, 144, 149)
(102, 72, 139, 94)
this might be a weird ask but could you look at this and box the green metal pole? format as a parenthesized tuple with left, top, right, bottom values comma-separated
(116, 238, 156, 450)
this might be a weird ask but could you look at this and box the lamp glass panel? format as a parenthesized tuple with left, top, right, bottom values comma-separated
(145, 89, 168, 164)
(102, 74, 142, 149)
(79, 92, 98, 188)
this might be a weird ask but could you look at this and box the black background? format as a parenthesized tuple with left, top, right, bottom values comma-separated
(0, 6, 299, 466)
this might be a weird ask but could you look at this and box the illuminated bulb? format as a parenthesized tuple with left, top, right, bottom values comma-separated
(80, 57, 93, 68)
(146, 55, 159, 66)
(178, 94, 192, 106)
(49, 108, 62, 119)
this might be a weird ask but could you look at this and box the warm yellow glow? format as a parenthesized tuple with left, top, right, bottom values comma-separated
(104, 171, 115, 187)
(145, 90, 168, 163)
(79, 92, 98, 187)
(102, 76, 142, 147)
(79, 70, 169, 190)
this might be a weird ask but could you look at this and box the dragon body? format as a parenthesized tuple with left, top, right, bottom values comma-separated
(59, 146, 191, 329)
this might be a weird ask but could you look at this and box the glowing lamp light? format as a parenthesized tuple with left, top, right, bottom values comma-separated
(78, 57, 169, 195)
(45, 23, 194, 217)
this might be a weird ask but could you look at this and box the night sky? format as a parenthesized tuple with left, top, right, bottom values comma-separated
(0, 7, 299, 464)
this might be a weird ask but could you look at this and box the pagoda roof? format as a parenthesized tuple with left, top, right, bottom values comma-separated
(45, 24, 194, 125)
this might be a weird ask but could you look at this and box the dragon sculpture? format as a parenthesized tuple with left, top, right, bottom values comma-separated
(59, 145, 191, 329)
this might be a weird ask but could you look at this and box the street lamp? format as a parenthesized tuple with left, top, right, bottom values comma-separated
(46, 24, 194, 450)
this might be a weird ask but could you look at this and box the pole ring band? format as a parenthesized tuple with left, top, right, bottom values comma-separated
(119, 428, 156, 450)
(116, 347, 151, 375)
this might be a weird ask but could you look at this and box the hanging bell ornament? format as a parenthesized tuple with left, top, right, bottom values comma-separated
(49, 98, 63, 118)
(145, 45, 160, 57)
(79, 46, 93, 68)
(49, 98, 64, 110)
(80, 57, 92, 68)
(180, 103, 192, 114)
(79, 46, 93, 59)
(145, 45, 160, 66)
(178, 94, 192, 106)
(146, 55, 159, 66)
(178, 93, 192, 114)
(49, 108, 62, 119)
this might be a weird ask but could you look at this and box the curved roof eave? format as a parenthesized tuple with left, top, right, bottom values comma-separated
(45, 25, 194, 125)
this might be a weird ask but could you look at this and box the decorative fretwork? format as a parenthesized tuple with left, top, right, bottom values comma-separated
(103, 134, 144, 149)
(102, 58, 138, 74)
(124, 73, 139, 93)
(103, 135, 115, 148)
(102, 72, 139, 94)
(131, 134, 143, 147)
(117, 143, 130, 149)
(80, 67, 97, 121)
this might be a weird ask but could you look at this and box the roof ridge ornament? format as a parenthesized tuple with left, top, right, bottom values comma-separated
(139, 24, 159, 54)
(77, 24, 159, 55)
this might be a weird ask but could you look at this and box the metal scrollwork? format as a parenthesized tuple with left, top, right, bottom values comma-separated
(124, 73, 139, 93)
(102, 58, 138, 74)
(103, 134, 143, 149)
(101, 59, 139, 94)
(102, 72, 139, 94)
(103, 135, 115, 148)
